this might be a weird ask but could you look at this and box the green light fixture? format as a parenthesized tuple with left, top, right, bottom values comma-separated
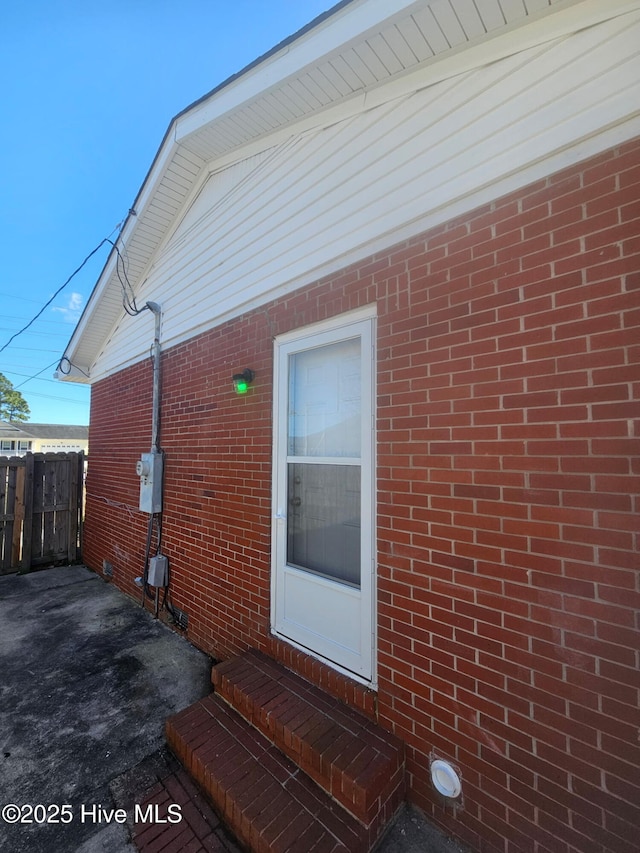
(232, 368, 255, 395)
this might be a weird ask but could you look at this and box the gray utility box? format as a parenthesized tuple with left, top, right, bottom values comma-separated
(147, 554, 168, 587)
(136, 451, 163, 513)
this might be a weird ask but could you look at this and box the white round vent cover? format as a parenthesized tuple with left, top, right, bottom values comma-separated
(430, 760, 462, 798)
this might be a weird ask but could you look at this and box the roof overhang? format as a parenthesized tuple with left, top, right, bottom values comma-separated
(60, 0, 640, 382)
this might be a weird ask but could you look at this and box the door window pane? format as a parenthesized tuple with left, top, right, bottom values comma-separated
(287, 463, 361, 586)
(288, 338, 361, 458)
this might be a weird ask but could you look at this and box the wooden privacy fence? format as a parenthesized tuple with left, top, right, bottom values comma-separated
(0, 452, 84, 574)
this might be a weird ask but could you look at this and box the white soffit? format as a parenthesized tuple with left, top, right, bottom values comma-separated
(175, 0, 622, 161)
(62, 0, 640, 381)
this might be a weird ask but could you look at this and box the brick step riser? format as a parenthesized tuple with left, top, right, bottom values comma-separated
(211, 650, 405, 836)
(166, 695, 369, 853)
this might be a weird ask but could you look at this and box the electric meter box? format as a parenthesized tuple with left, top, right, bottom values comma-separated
(136, 451, 163, 513)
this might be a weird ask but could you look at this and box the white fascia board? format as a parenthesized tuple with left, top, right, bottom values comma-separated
(54, 362, 89, 383)
(184, 0, 640, 178)
(60, 137, 182, 377)
(176, 0, 640, 144)
(173, 0, 425, 140)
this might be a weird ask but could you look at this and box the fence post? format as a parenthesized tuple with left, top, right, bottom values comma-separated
(20, 452, 34, 574)
(11, 464, 25, 569)
(78, 452, 84, 561)
(68, 452, 79, 562)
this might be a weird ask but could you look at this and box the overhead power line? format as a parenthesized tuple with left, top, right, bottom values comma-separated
(0, 220, 125, 355)
(11, 361, 60, 390)
(5, 365, 65, 387)
(17, 390, 89, 405)
(0, 240, 106, 354)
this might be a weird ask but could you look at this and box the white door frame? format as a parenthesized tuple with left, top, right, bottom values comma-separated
(270, 306, 377, 686)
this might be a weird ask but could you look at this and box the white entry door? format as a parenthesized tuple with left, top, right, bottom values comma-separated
(271, 313, 375, 683)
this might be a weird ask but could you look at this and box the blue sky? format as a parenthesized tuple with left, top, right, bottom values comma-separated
(0, 0, 333, 424)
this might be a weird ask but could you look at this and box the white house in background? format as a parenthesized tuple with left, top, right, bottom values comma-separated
(0, 421, 88, 456)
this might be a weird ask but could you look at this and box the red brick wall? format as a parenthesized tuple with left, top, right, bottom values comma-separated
(84, 137, 640, 853)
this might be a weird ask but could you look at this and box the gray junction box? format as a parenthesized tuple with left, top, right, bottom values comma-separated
(147, 554, 168, 587)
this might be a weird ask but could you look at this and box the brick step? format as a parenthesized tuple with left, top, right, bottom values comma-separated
(212, 650, 404, 836)
(166, 693, 368, 853)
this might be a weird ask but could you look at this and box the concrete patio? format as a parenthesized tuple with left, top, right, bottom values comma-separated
(0, 566, 468, 852)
